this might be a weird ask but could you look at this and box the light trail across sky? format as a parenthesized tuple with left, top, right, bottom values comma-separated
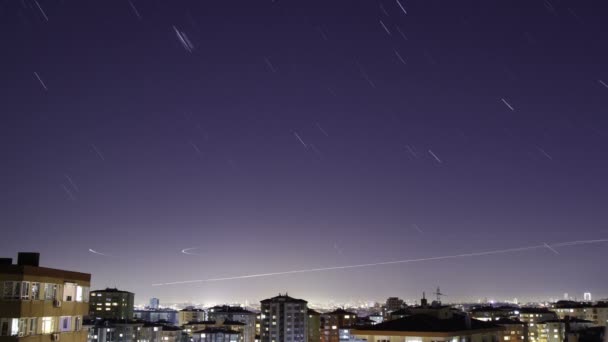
(152, 239, 608, 286)
(181, 247, 206, 256)
(88, 248, 112, 257)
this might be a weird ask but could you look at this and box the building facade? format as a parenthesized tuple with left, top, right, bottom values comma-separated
(85, 319, 184, 342)
(307, 310, 320, 342)
(192, 328, 241, 342)
(178, 308, 206, 327)
(516, 308, 557, 342)
(553, 301, 608, 327)
(134, 309, 178, 325)
(207, 306, 256, 342)
(320, 309, 357, 342)
(260, 294, 308, 342)
(89, 289, 134, 320)
(0, 252, 91, 342)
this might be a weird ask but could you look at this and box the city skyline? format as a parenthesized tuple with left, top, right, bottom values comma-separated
(2, 0, 608, 305)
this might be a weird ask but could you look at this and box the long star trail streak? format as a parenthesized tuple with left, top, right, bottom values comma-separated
(536, 146, 553, 160)
(315, 123, 329, 137)
(293, 132, 307, 149)
(264, 57, 277, 73)
(428, 149, 442, 163)
(394, 50, 407, 64)
(61, 184, 76, 201)
(152, 239, 608, 286)
(544, 243, 559, 255)
(501, 98, 515, 111)
(34, 0, 49, 21)
(128, 0, 142, 20)
(65, 175, 79, 192)
(91, 144, 105, 161)
(379, 20, 391, 35)
(173, 26, 193, 52)
(33, 72, 48, 91)
(396, 0, 407, 15)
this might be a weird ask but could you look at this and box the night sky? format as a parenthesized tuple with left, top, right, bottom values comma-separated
(2, 0, 608, 306)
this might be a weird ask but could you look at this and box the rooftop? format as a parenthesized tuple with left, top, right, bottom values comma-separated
(0, 252, 90, 282)
(261, 294, 307, 304)
(209, 305, 255, 314)
(325, 308, 357, 316)
(91, 288, 133, 294)
(193, 327, 241, 335)
(353, 315, 502, 333)
(308, 309, 321, 316)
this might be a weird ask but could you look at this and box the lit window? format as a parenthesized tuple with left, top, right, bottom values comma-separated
(42, 317, 54, 334)
(76, 287, 84, 302)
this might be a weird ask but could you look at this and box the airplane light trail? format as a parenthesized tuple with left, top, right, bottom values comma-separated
(152, 239, 608, 286)
(181, 247, 206, 256)
(88, 249, 112, 257)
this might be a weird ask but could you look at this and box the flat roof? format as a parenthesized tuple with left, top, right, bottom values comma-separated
(0, 264, 90, 283)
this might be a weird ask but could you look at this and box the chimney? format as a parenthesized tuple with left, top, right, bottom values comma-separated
(17, 252, 40, 267)
(0, 258, 12, 265)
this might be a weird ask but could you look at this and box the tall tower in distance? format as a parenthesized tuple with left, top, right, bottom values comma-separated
(149, 297, 160, 309)
(583, 292, 592, 301)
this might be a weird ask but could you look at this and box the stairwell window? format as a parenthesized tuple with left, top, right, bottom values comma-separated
(74, 316, 82, 332)
(28, 318, 37, 335)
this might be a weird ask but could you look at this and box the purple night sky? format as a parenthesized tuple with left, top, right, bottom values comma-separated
(1, 0, 608, 305)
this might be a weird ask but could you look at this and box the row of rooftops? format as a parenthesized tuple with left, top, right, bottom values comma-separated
(91, 287, 134, 294)
(554, 300, 608, 308)
(184, 319, 245, 326)
(354, 315, 499, 333)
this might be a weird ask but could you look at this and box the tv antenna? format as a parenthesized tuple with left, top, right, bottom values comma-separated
(434, 287, 446, 302)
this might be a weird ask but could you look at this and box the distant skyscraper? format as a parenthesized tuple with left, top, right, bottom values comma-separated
(583, 292, 592, 301)
(150, 297, 160, 309)
(564, 293, 569, 300)
(260, 294, 308, 342)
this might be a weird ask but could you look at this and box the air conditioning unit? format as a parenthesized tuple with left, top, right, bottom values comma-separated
(53, 299, 62, 308)
(51, 333, 60, 341)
